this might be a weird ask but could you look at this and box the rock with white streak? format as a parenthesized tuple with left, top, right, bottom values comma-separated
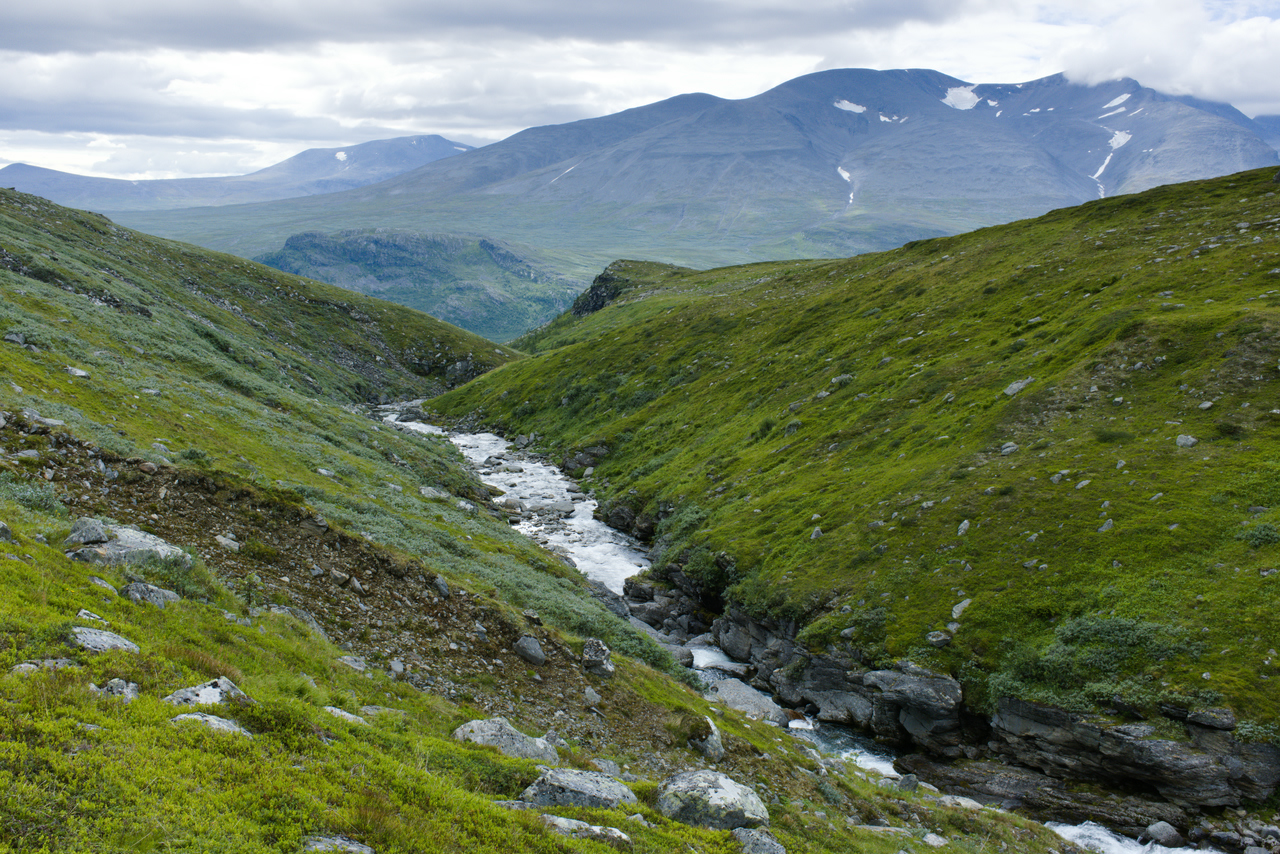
(162, 676, 253, 707)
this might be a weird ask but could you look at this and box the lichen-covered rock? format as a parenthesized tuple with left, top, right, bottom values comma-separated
(69, 626, 140, 654)
(64, 517, 109, 546)
(733, 827, 787, 854)
(302, 836, 375, 853)
(169, 712, 253, 738)
(91, 678, 140, 702)
(657, 770, 769, 830)
(68, 525, 191, 567)
(689, 715, 725, 762)
(120, 581, 181, 609)
(452, 717, 559, 764)
(162, 676, 253, 707)
(541, 815, 632, 849)
(582, 638, 615, 678)
(521, 768, 638, 809)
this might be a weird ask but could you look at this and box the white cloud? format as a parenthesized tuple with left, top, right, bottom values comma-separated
(0, 1, 1276, 179)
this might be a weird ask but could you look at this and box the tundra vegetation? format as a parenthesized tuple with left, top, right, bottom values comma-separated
(0, 188, 1065, 851)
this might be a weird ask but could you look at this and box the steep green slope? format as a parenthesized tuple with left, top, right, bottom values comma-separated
(432, 167, 1280, 725)
(0, 191, 1067, 852)
(255, 229, 580, 343)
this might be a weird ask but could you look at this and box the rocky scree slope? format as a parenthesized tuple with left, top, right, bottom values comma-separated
(429, 167, 1280, 829)
(0, 191, 1072, 852)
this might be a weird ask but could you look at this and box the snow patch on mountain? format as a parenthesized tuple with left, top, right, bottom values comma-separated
(1098, 108, 1127, 119)
(1092, 152, 1114, 180)
(334, 152, 347, 162)
(1103, 93, 1132, 110)
(942, 86, 979, 110)
(1109, 131, 1133, 150)
(879, 115, 893, 122)
(834, 100, 866, 113)
(838, 167, 852, 182)
(987, 100, 999, 107)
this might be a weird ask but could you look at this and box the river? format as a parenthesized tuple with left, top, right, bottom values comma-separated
(392, 419, 1194, 854)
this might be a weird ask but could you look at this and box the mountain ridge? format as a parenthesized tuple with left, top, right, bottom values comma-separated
(0, 134, 473, 212)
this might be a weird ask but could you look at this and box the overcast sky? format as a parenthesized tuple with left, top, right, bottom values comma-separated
(2, 0, 1278, 179)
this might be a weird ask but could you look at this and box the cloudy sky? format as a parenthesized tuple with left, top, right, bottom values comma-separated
(2, 0, 1278, 179)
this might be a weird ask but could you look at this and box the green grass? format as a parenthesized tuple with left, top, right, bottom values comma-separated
(430, 166, 1280, 723)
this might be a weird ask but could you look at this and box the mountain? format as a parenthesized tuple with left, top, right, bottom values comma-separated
(0, 134, 472, 212)
(1255, 115, 1280, 152)
(254, 229, 580, 343)
(429, 166, 1280, 820)
(0, 187, 1078, 853)
(113, 69, 1279, 283)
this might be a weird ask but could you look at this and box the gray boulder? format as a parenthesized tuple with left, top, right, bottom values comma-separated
(120, 581, 181, 609)
(657, 770, 769, 830)
(169, 712, 253, 738)
(733, 828, 787, 854)
(541, 815, 632, 848)
(705, 678, 788, 725)
(1145, 821, 1186, 847)
(513, 635, 546, 666)
(68, 525, 191, 567)
(90, 678, 140, 702)
(689, 715, 726, 762)
(0, 521, 12, 543)
(582, 638, 615, 678)
(521, 768, 638, 809)
(452, 717, 559, 764)
(302, 836, 376, 853)
(70, 626, 140, 654)
(163, 676, 253, 707)
(65, 517, 109, 546)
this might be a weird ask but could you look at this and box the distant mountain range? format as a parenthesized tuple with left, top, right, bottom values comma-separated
(0, 134, 472, 211)
(97, 69, 1280, 339)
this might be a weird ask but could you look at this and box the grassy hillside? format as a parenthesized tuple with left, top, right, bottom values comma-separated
(431, 167, 1280, 727)
(0, 191, 1067, 852)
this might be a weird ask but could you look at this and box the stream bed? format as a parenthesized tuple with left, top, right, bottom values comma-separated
(394, 419, 1194, 854)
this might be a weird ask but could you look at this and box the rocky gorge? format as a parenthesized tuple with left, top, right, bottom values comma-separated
(388, 403, 1280, 852)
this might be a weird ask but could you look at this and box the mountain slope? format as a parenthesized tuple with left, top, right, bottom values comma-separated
(0, 189, 1077, 852)
(430, 166, 1280, 733)
(255, 229, 580, 343)
(0, 134, 472, 212)
(114, 69, 1279, 280)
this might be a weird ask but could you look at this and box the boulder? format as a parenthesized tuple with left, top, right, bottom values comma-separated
(120, 581, 181, 609)
(520, 768, 638, 809)
(64, 517, 108, 546)
(302, 836, 375, 853)
(1145, 821, 1186, 847)
(732, 828, 786, 854)
(705, 678, 788, 725)
(162, 677, 253, 707)
(324, 707, 369, 726)
(68, 525, 191, 567)
(69, 626, 139, 654)
(513, 635, 547, 666)
(689, 715, 726, 762)
(0, 521, 12, 543)
(541, 815, 632, 849)
(90, 678, 140, 702)
(863, 662, 964, 754)
(657, 770, 769, 830)
(169, 712, 253, 738)
(452, 717, 559, 764)
(582, 638, 615, 678)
